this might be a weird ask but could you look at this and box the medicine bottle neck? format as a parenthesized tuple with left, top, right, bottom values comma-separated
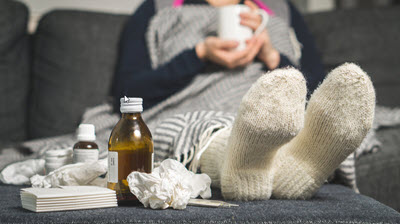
(122, 112, 142, 120)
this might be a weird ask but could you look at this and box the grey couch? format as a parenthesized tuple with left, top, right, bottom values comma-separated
(304, 7, 400, 212)
(0, 0, 399, 223)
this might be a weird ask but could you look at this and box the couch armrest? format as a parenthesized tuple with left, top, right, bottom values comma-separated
(304, 6, 400, 107)
(356, 126, 400, 211)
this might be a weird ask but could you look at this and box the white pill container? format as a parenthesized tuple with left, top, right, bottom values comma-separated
(44, 148, 73, 174)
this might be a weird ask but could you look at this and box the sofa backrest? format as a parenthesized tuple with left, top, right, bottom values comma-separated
(0, 1, 30, 143)
(3, 3, 399, 141)
(304, 6, 400, 107)
(29, 10, 128, 139)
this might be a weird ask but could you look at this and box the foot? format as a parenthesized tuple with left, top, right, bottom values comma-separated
(272, 63, 375, 199)
(219, 67, 307, 200)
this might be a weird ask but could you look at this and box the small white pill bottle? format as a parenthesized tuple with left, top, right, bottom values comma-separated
(73, 124, 99, 163)
(45, 149, 73, 174)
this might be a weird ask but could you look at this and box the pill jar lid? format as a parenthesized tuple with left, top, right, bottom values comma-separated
(77, 124, 96, 141)
(120, 96, 143, 113)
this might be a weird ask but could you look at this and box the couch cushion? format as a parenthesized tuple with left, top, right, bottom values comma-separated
(1, 184, 399, 223)
(0, 1, 30, 142)
(356, 126, 400, 212)
(29, 10, 128, 139)
(304, 6, 400, 107)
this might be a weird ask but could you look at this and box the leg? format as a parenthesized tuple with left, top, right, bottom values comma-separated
(201, 67, 307, 200)
(272, 63, 375, 199)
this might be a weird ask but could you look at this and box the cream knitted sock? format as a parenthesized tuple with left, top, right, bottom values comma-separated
(199, 127, 231, 188)
(217, 68, 307, 200)
(272, 63, 376, 199)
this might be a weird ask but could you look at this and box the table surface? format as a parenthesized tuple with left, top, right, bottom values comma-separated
(1, 184, 400, 223)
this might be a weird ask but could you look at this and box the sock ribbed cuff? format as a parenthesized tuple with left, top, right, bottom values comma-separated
(199, 128, 231, 188)
(200, 152, 223, 187)
(221, 170, 273, 201)
(272, 155, 323, 199)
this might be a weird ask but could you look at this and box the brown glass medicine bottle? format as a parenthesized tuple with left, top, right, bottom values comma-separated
(107, 97, 153, 204)
(73, 124, 99, 163)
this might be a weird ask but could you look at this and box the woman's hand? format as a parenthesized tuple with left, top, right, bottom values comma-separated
(196, 36, 264, 69)
(240, 0, 280, 70)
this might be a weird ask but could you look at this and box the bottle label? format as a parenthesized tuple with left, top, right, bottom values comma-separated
(73, 149, 99, 163)
(108, 151, 118, 183)
(151, 152, 154, 172)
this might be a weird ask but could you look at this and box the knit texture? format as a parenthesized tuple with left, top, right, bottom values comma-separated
(219, 68, 307, 200)
(199, 127, 231, 188)
(272, 63, 376, 199)
(199, 63, 375, 200)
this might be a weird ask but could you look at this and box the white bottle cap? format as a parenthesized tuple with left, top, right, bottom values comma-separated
(120, 96, 143, 113)
(77, 124, 96, 141)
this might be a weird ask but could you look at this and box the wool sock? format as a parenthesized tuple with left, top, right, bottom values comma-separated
(200, 68, 307, 200)
(272, 63, 376, 199)
(199, 127, 231, 188)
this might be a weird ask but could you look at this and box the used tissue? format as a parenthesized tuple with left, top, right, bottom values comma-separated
(30, 159, 108, 188)
(0, 159, 45, 185)
(127, 159, 211, 210)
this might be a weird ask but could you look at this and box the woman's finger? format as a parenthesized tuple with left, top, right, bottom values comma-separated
(214, 38, 239, 50)
(240, 11, 260, 21)
(214, 36, 262, 68)
(240, 19, 260, 31)
(231, 46, 253, 61)
(238, 37, 264, 65)
(218, 42, 253, 67)
(240, 10, 262, 31)
(244, 0, 259, 11)
(230, 40, 258, 65)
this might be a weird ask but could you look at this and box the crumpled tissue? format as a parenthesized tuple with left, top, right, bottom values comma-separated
(0, 159, 45, 185)
(30, 159, 108, 188)
(127, 159, 211, 210)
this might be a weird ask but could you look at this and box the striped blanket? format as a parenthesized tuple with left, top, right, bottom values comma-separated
(2, 103, 399, 191)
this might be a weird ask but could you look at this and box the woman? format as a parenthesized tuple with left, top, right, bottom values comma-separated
(113, 0, 325, 110)
(113, 0, 375, 200)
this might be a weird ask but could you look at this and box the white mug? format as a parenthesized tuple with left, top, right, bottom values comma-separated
(218, 4, 269, 51)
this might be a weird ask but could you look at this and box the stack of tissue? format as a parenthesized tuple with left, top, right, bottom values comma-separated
(127, 159, 211, 210)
